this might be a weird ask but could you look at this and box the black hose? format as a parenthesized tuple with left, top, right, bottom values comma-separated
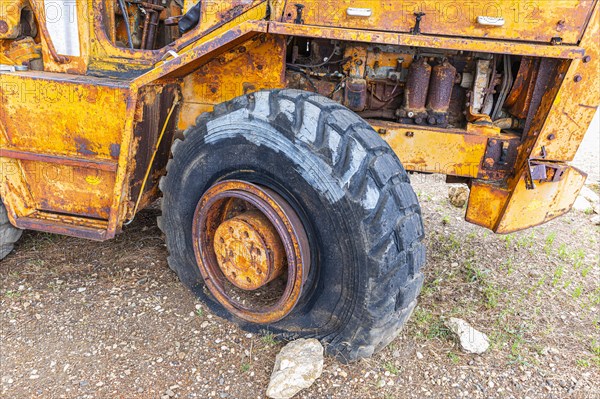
(117, 0, 134, 49)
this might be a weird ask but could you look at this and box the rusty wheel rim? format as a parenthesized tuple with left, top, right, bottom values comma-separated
(192, 180, 311, 324)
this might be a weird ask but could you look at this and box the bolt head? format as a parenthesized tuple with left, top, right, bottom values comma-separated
(574, 74, 583, 83)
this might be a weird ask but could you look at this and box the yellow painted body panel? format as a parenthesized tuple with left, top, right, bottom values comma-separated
(467, 166, 588, 232)
(371, 121, 520, 179)
(281, 0, 594, 44)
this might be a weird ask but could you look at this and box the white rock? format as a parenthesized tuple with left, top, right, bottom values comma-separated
(448, 186, 469, 208)
(266, 339, 324, 399)
(580, 186, 599, 211)
(573, 196, 592, 212)
(445, 318, 490, 355)
(591, 215, 600, 225)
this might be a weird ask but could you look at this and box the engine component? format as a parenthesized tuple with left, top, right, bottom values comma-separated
(344, 78, 368, 111)
(471, 59, 492, 115)
(426, 59, 457, 126)
(402, 57, 431, 123)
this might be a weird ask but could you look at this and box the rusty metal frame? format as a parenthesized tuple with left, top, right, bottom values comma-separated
(268, 22, 587, 60)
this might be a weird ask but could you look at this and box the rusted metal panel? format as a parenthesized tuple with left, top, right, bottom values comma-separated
(28, 0, 91, 74)
(126, 83, 181, 219)
(15, 211, 109, 241)
(371, 120, 521, 180)
(467, 165, 587, 233)
(280, 1, 594, 45)
(0, 149, 118, 172)
(21, 160, 116, 220)
(88, 0, 268, 77)
(0, 70, 133, 237)
(177, 33, 286, 130)
(530, 7, 600, 162)
(268, 22, 586, 59)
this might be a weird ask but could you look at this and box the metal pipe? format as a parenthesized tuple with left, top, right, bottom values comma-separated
(117, 0, 134, 49)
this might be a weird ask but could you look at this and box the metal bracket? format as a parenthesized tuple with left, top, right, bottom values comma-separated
(294, 4, 305, 24)
(526, 146, 568, 189)
(481, 138, 518, 180)
(410, 12, 426, 35)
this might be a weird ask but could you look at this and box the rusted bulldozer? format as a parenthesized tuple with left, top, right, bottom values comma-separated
(1, 0, 598, 360)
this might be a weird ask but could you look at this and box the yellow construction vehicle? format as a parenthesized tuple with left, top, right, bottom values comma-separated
(1, 0, 598, 360)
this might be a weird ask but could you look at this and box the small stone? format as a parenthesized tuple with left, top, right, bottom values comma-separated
(165, 389, 175, 397)
(376, 380, 386, 389)
(416, 352, 424, 360)
(339, 371, 348, 378)
(579, 186, 600, 213)
(449, 186, 469, 208)
(573, 196, 592, 212)
(201, 321, 210, 328)
(77, 287, 86, 293)
(445, 318, 490, 354)
(591, 215, 600, 225)
(266, 339, 324, 399)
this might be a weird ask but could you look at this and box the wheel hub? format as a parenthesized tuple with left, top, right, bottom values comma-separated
(192, 180, 310, 324)
(213, 210, 285, 291)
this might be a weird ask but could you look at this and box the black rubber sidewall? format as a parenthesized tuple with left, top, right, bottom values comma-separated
(163, 123, 372, 338)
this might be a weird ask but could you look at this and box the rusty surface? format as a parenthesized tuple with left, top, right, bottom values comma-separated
(372, 120, 521, 180)
(213, 210, 285, 291)
(0, 36, 41, 66)
(427, 60, 457, 114)
(504, 57, 538, 119)
(403, 57, 431, 117)
(0, 0, 28, 39)
(480, 138, 519, 181)
(467, 165, 588, 233)
(521, 58, 562, 139)
(268, 22, 587, 60)
(192, 180, 310, 324)
(280, 1, 594, 45)
(0, 149, 118, 172)
(126, 84, 181, 219)
(344, 78, 368, 112)
(176, 33, 286, 130)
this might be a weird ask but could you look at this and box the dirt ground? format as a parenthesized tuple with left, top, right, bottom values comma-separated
(1, 120, 599, 399)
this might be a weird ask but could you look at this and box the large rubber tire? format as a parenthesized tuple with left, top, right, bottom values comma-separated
(0, 201, 22, 260)
(159, 90, 426, 361)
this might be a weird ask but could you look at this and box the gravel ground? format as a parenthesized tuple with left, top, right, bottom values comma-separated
(1, 121, 599, 399)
